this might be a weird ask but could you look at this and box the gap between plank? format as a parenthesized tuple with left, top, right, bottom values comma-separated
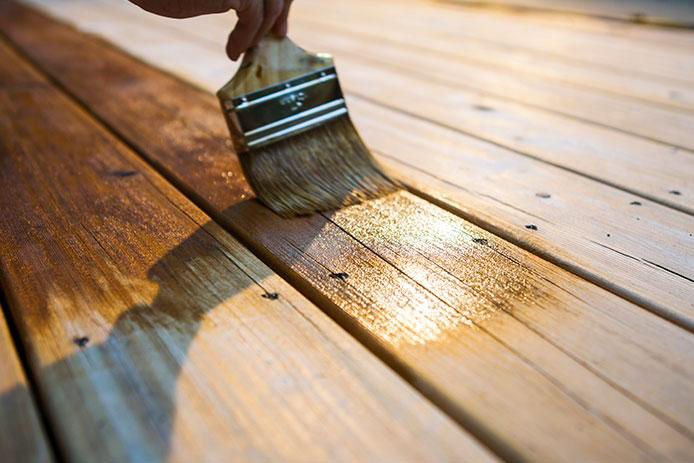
(0, 273, 66, 463)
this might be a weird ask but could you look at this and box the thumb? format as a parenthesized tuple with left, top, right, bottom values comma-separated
(226, 0, 264, 60)
(272, 0, 293, 37)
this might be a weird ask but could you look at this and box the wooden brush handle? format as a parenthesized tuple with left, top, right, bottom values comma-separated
(218, 36, 334, 99)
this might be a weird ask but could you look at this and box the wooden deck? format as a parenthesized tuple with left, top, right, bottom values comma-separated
(0, 0, 692, 461)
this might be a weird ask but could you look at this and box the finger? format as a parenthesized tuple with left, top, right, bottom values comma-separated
(130, 0, 235, 18)
(226, 0, 264, 60)
(253, 0, 284, 45)
(272, 0, 293, 37)
(201, 0, 238, 15)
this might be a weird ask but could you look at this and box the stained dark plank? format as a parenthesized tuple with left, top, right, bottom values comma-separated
(3, 4, 692, 462)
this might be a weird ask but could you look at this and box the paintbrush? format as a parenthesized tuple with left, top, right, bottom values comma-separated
(217, 36, 399, 217)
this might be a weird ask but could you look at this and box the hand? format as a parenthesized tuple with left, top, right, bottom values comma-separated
(129, 0, 293, 60)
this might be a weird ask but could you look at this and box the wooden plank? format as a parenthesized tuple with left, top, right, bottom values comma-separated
(0, 306, 54, 463)
(0, 37, 491, 462)
(289, 9, 694, 113)
(26, 0, 694, 329)
(295, 19, 694, 114)
(306, 0, 694, 86)
(5, 5, 693, 462)
(444, 0, 694, 27)
(443, 5, 694, 49)
(292, 2, 694, 151)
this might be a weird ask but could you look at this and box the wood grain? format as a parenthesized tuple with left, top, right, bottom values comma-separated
(0, 36, 491, 462)
(4, 5, 692, 461)
(432, 3, 694, 49)
(0, 306, 54, 463)
(23, 0, 694, 328)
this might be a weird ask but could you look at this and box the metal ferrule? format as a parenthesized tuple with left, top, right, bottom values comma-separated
(221, 66, 347, 152)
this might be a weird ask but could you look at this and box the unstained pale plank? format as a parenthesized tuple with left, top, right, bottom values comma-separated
(289, 3, 694, 151)
(292, 12, 694, 112)
(341, 0, 694, 85)
(444, 0, 694, 27)
(434, 3, 694, 49)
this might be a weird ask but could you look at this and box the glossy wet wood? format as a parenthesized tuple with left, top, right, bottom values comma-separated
(3, 5, 692, 461)
(0, 306, 53, 463)
(0, 36, 493, 463)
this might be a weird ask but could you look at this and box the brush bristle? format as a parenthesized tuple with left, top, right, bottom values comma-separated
(239, 116, 400, 217)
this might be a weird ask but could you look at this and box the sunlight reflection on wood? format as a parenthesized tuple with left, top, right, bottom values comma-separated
(324, 191, 544, 346)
